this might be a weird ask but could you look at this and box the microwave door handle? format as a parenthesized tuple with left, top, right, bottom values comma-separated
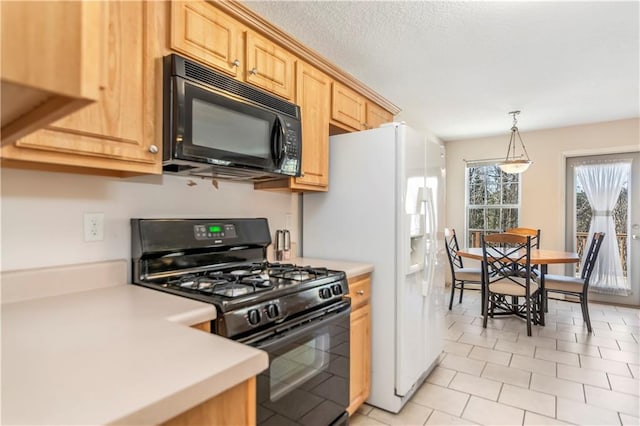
(271, 117, 286, 166)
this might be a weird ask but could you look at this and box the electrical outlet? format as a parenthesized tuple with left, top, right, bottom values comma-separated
(84, 213, 104, 242)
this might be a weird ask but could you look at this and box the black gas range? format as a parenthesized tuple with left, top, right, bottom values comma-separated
(131, 218, 350, 426)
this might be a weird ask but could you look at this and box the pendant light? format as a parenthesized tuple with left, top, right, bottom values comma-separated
(498, 110, 532, 174)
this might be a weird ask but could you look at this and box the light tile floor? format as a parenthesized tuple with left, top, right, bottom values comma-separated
(351, 291, 640, 425)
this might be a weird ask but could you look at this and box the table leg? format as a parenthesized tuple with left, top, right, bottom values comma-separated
(539, 264, 547, 326)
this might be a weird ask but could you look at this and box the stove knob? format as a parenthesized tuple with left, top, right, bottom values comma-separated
(332, 284, 343, 296)
(319, 288, 331, 299)
(266, 304, 279, 319)
(248, 309, 261, 325)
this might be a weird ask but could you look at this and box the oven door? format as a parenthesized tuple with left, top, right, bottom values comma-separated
(248, 300, 351, 426)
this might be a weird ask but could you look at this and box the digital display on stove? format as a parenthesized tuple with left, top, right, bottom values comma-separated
(194, 223, 237, 241)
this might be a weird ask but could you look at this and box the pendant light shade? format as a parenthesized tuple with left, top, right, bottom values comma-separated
(498, 110, 532, 174)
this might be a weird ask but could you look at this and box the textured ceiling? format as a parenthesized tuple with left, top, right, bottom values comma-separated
(242, 0, 640, 141)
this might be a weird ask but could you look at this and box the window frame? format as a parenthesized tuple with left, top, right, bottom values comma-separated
(464, 163, 522, 247)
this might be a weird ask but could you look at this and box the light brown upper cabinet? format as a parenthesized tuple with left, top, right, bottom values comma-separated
(331, 81, 395, 132)
(170, 0, 244, 79)
(171, 0, 294, 101)
(292, 62, 330, 189)
(2, 1, 161, 176)
(254, 61, 330, 192)
(1, 1, 104, 145)
(331, 81, 366, 131)
(366, 102, 394, 129)
(245, 31, 295, 100)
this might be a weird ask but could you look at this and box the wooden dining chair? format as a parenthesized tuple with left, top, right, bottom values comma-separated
(505, 227, 541, 248)
(481, 233, 542, 336)
(542, 232, 605, 333)
(445, 229, 482, 310)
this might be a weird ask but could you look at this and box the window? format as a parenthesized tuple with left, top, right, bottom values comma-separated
(466, 164, 521, 247)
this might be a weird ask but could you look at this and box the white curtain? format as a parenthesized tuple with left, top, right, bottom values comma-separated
(575, 162, 630, 295)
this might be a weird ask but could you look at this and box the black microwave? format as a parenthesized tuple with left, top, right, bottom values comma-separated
(163, 54, 302, 180)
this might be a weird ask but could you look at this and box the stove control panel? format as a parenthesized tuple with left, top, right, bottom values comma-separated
(243, 301, 283, 328)
(222, 279, 348, 338)
(194, 223, 237, 241)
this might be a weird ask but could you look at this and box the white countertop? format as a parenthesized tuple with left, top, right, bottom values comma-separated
(1, 284, 268, 425)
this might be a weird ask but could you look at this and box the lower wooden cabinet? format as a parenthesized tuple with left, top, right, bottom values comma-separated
(161, 377, 256, 426)
(348, 273, 372, 415)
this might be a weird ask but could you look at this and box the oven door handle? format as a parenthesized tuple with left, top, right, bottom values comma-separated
(251, 301, 351, 351)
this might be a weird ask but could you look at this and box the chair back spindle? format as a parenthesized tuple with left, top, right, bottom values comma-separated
(581, 232, 606, 282)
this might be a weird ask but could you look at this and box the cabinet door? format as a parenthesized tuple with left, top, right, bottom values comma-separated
(245, 31, 295, 100)
(348, 304, 371, 415)
(162, 377, 256, 426)
(348, 274, 371, 310)
(366, 102, 394, 129)
(0, 0, 103, 145)
(170, 0, 243, 79)
(3, 1, 160, 175)
(331, 81, 365, 131)
(292, 62, 330, 189)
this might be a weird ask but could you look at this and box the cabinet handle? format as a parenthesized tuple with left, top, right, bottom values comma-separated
(148, 145, 159, 154)
(249, 67, 258, 75)
(231, 59, 240, 67)
(357, 290, 365, 296)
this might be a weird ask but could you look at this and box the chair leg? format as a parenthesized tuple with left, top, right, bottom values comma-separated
(449, 280, 457, 310)
(581, 293, 593, 333)
(459, 281, 464, 303)
(482, 291, 489, 329)
(525, 296, 532, 336)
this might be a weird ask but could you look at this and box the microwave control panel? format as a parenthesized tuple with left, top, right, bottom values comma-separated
(194, 223, 237, 241)
(281, 120, 301, 176)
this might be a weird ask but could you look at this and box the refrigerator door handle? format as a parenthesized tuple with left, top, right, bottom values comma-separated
(422, 188, 437, 297)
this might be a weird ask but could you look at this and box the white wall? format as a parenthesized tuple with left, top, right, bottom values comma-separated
(445, 117, 640, 274)
(0, 168, 299, 272)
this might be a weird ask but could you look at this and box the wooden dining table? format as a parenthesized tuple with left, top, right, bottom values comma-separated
(456, 248, 581, 323)
(457, 248, 580, 266)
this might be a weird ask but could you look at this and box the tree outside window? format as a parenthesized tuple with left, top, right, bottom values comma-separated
(466, 165, 520, 247)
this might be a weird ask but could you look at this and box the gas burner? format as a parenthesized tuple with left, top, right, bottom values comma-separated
(229, 265, 266, 276)
(212, 283, 255, 298)
(166, 274, 197, 288)
(269, 266, 329, 282)
(281, 270, 312, 281)
(240, 273, 272, 288)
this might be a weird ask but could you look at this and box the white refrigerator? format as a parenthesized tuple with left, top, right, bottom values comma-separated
(302, 123, 446, 413)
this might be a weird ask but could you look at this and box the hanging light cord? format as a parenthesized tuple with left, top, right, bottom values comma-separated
(505, 110, 531, 161)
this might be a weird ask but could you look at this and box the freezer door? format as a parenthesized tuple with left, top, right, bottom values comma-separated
(395, 125, 429, 396)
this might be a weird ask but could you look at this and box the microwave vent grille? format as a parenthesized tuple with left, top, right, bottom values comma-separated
(184, 61, 298, 118)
